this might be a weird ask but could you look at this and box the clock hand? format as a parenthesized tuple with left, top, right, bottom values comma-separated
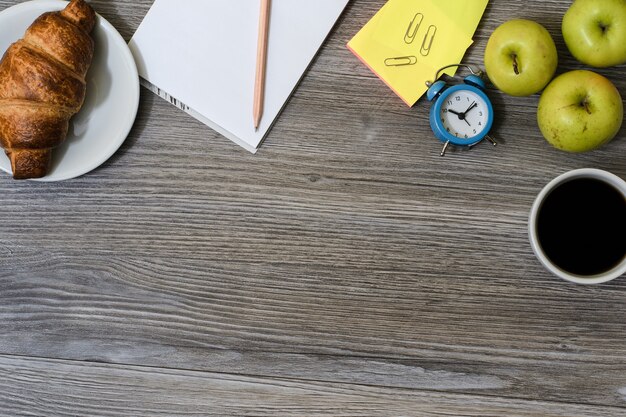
(463, 101, 478, 114)
(448, 108, 471, 125)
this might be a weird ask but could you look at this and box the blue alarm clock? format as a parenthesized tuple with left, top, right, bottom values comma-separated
(426, 64, 497, 156)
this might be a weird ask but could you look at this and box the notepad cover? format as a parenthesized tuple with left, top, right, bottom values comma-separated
(129, 0, 349, 153)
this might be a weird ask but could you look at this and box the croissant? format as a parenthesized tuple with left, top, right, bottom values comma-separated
(0, 0, 96, 179)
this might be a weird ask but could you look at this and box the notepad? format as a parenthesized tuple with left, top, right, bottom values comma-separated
(347, 0, 488, 106)
(129, 0, 349, 153)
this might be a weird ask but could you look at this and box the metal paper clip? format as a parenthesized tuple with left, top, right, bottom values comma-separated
(404, 13, 423, 44)
(384, 56, 418, 66)
(420, 25, 437, 56)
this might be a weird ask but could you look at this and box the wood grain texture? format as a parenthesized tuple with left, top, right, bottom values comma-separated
(1, 355, 625, 417)
(0, 0, 625, 415)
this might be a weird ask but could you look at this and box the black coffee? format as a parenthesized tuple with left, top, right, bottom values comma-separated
(537, 177, 626, 276)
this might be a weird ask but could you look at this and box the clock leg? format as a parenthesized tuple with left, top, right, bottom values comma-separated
(486, 135, 497, 146)
(440, 140, 450, 157)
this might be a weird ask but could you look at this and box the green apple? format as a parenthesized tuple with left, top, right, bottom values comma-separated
(537, 70, 623, 152)
(484, 19, 558, 96)
(562, 0, 626, 67)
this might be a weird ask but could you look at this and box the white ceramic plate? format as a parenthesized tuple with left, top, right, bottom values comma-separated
(0, 0, 139, 181)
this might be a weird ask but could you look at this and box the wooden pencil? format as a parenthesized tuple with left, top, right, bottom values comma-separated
(253, 0, 270, 130)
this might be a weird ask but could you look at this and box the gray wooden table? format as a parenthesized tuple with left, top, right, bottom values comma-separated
(1, 0, 625, 415)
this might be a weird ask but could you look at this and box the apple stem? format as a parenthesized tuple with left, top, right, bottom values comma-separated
(581, 97, 592, 115)
(511, 53, 520, 75)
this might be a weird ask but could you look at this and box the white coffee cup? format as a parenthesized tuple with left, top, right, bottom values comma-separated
(528, 168, 626, 284)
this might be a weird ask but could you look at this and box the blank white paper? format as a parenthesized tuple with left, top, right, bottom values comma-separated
(129, 0, 349, 153)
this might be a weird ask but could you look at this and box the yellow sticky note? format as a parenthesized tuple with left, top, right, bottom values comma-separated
(432, 1, 489, 38)
(347, 0, 488, 106)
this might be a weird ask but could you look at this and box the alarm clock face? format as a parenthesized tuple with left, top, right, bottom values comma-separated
(439, 89, 490, 141)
